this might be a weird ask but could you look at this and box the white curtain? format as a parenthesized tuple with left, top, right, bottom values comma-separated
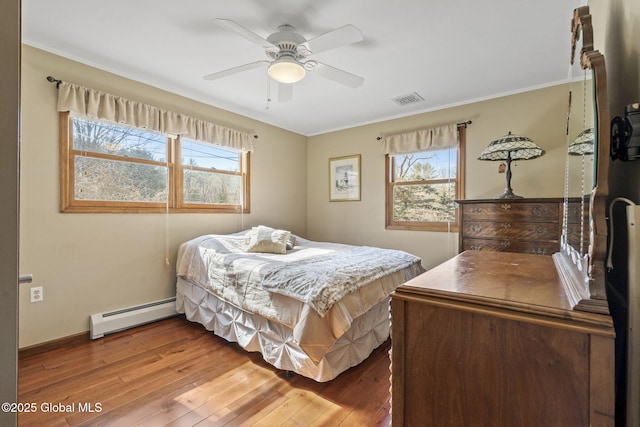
(381, 123, 459, 155)
(56, 81, 254, 152)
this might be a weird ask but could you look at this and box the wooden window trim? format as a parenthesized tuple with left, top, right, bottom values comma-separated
(385, 125, 466, 232)
(59, 112, 250, 214)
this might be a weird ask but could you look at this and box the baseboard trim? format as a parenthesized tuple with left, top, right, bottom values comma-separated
(19, 331, 91, 359)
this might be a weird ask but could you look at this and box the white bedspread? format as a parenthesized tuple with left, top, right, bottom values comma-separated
(176, 232, 424, 362)
(262, 245, 420, 316)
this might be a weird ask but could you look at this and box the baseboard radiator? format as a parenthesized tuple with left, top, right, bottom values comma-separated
(90, 297, 178, 339)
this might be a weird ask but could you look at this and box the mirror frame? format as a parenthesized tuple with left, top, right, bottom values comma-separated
(564, 11, 594, 260)
(553, 6, 610, 315)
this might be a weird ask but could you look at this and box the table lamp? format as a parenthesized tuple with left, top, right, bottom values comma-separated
(478, 131, 545, 198)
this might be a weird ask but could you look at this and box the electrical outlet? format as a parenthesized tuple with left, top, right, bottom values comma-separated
(30, 286, 43, 303)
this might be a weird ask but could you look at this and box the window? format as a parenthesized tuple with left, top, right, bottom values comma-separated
(59, 112, 249, 213)
(385, 125, 465, 231)
(179, 138, 245, 207)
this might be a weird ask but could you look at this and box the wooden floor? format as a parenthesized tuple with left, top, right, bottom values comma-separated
(18, 315, 392, 426)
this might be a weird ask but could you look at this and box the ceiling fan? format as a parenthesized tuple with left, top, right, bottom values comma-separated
(203, 19, 365, 101)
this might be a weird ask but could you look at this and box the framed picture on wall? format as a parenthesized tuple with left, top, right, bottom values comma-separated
(329, 154, 361, 201)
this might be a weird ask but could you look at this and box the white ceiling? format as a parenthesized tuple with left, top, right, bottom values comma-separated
(22, 0, 584, 136)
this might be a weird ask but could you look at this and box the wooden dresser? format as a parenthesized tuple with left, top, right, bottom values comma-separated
(390, 251, 615, 427)
(457, 198, 563, 255)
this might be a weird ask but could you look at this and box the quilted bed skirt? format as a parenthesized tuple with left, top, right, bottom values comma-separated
(176, 277, 391, 382)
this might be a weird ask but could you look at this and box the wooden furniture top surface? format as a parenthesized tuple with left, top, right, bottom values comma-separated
(395, 250, 613, 332)
(456, 197, 564, 204)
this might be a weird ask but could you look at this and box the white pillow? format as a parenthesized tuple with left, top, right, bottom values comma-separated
(246, 226, 291, 254)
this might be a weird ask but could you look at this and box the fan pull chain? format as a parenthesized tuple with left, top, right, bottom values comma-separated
(265, 74, 272, 110)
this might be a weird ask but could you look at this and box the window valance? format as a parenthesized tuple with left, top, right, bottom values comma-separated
(381, 123, 459, 155)
(56, 81, 254, 152)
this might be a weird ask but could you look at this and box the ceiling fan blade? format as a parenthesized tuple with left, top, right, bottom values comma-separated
(313, 62, 364, 88)
(278, 83, 293, 103)
(307, 24, 363, 54)
(203, 61, 269, 80)
(213, 19, 275, 49)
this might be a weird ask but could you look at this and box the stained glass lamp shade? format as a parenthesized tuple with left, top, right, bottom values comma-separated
(478, 131, 546, 199)
(568, 127, 595, 155)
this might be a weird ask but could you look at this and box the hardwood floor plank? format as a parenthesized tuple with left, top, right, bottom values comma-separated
(332, 347, 392, 426)
(162, 410, 211, 427)
(118, 343, 210, 383)
(19, 354, 159, 398)
(205, 376, 287, 426)
(251, 386, 319, 426)
(310, 362, 389, 426)
(101, 381, 208, 427)
(18, 316, 392, 426)
(18, 322, 202, 395)
(68, 361, 232, 426)
(114, 361, 269, 427)
(284, 355, 383, 426)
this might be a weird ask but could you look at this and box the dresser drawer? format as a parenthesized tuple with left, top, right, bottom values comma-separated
(457, 198, 563, 256)
(461, 238, 559, 255)
(461, 202, 559, 222)
(462, 221, 559, 241)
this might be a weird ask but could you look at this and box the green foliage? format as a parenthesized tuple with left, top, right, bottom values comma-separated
(393, 153, 456, 223)
(393, 183, 455, 222)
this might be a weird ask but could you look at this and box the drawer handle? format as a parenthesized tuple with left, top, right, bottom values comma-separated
(500, 241, 511, 248)
(501, 204, 511, 210)
(534, 226, 546, 234)
(531, 248, 547, 255)
(471, 207, 482, 213)
(470, 244, 483, 250)
(471, 225, 483, 232)
(501, 222, 512, 229)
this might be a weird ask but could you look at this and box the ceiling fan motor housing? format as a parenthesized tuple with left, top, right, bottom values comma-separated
(266, 25, 310, 61)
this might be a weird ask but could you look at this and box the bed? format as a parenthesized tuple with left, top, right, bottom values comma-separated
(175, 225, 425, 382)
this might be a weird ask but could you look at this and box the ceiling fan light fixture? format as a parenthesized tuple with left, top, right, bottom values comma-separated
(268, 56, 306, 84)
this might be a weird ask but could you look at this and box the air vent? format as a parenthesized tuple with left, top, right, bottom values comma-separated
(392, 92, 425, 106)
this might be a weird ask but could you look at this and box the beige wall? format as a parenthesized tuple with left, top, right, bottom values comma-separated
(19, 46, 308, 347)
(307, 84, 569, 268)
